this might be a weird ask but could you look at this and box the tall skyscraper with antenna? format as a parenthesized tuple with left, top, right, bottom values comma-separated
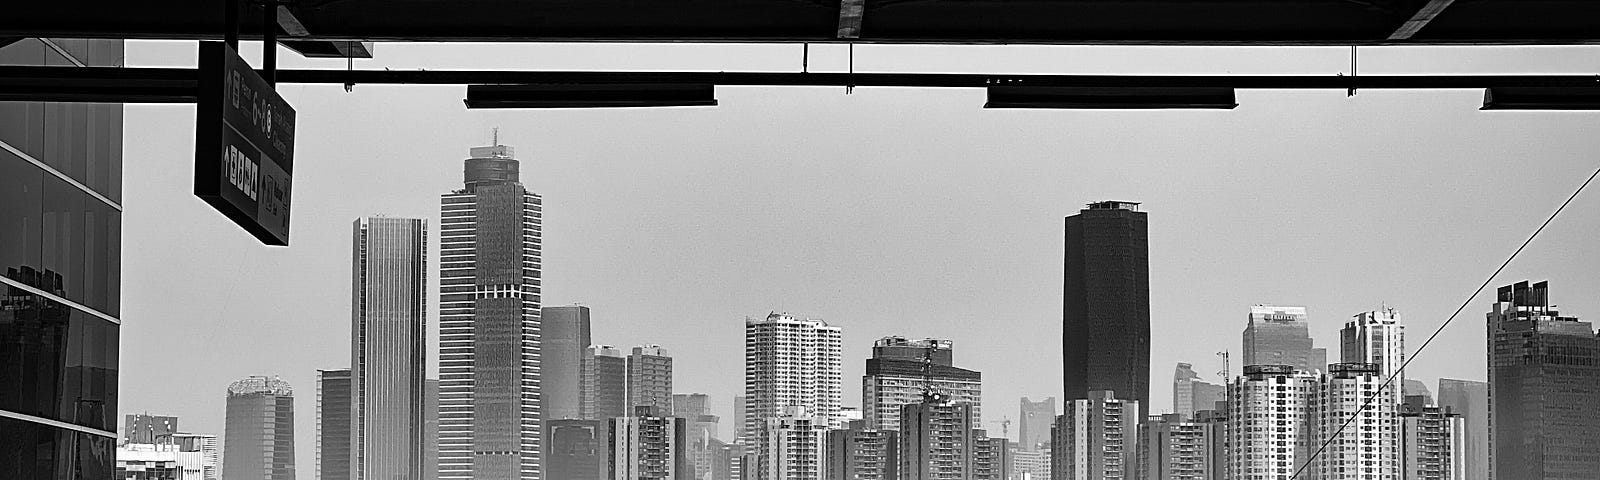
(438, 141, 544, 480)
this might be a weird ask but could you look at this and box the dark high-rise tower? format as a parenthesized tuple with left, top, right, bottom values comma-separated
(1487, 281, 1600, 480)
(438, 143, 544, 480)
(1062, 201, 1150, 419)
(352, 217, 427, 480)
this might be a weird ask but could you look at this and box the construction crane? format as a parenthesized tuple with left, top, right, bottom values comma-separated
(987, 417, 1013, 439)
(1216, 350, 1230, 383)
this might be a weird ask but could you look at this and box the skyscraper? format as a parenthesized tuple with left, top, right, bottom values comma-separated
(1018, 397, 1056, 452)
(125, 414, 179, 444)
(1401, 397, 1464, 480)
(1309, 363, 1398, 480)
(1342, 307, 1406, 406)
(1053, 391, 1139, 480)
(743, 312, 844, 442)
(585, 345, 629, 420)
(629, 345, 674, 414)
(1487, 281, 1600, 480)
(351, 216, 427, 480)
(1242, 305, 1325, 373)
(224, 376, 296, 480)
(438, 143, 544, 480)
(1436, 379, 1488, 480)
(672, 393, 720, 480)
(1227, 365, 1317, 480)
(425, 378, 440, 480)
(862, 337, 981, 433)
(1062, 201, 1149, 420)
(1172, 363, 1225, 419)
(757, 406, 829, 480)
(1139, 413, 1218, 480)
(543, 305, 591, 422)
(0, 37, 125, 479)
(318, 369, 352, 480)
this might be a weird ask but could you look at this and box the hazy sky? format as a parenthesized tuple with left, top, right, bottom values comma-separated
(120, 40, 1600, 478)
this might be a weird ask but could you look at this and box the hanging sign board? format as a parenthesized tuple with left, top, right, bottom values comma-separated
(194, 41, 295, 246)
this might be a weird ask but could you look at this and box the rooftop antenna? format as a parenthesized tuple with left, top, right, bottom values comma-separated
(1216, 350, 1230, 382)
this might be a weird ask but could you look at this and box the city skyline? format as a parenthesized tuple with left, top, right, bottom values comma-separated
(113, 41, 1600, 480)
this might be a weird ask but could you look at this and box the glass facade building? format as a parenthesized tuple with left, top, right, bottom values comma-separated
(318, 369, 352, 480)
(223, 376, 296, 480)
(542, 305, 591, 422)
(0, 37, 124, 479)
(1486, 281, 1600, 480)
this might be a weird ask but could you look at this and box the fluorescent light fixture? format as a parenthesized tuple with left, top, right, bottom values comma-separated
(984, 86, 1237, 109)
(1481, 87, 1600, 110)
(464, 83, 717, 109)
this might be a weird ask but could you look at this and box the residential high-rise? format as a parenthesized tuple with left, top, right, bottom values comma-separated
(1342, 308, 1406, 406)
(125, 414, 180, 444)
(543, 305, 592, 422)
(743, 312, 844, 443)
(1010, 447, 1050, 480)
(1227, 365, 1317, 480)
(1486, 281, 1600, 480)
(1435, 379, 1487, 480)
(1140, 413, 1218, 480)
(757, 406, 829, 480)
(351, 216, 427, 480)
(1062, 201, 1150, 420)
(1052, 390, 1138, 480)
(1172, 363, 1225, 419)
(630, 345, 674, 413)
(825, 420, 898, 480)
(900, 395, 978, 480)
(862, 337, 981, 433)
(438, 143, 544, 480)
(224, 376, 296, 480)
(546, 419, 610, 480)
(172, 433, 221, 480)
(318, 369, 352, 480)
(1019, 397, 1056, 452)
(1309, 363, 1398, 480)
(0, 37, 125, 479)
(1401, 397, 1463, 480)
(586, 345, 629, 420)
(425, 378, 440, 480)
(970, 434, 1010, 480)
(611, 406, 691, 480)
(1242, 305, 1325, 373)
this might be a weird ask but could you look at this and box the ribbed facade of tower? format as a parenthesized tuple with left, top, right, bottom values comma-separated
(317, 369, 352, 480)
(224, 376, 296, 480)
(743, 313, 844, 441)
(862, 337, 981, 434)
(352, 217, 427, 480)
(1310, 363, 1399, 480)
(438, 144, 544, 480)
(1341, 308, 1406, 407)
(1227, 365, 1316, 480)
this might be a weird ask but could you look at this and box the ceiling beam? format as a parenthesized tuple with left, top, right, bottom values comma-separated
(1390, 0, 1457, 40)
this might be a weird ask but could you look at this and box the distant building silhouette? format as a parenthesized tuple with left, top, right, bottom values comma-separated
(543, 305, 592, 422)
(438, 143, 544, 480)
(1437, 379, 1488, 480)
(1487, 281, 1600, 480)
(224, 376, 296, 480)
(1172, 363, 1224, 419)
(1063, 201, 1149, 420)
(1018, 397, 1056, 452)
(1243, 305, 1325, 374)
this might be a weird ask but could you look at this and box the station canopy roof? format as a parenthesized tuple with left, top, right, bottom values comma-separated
(3, 0, 1600, 46)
